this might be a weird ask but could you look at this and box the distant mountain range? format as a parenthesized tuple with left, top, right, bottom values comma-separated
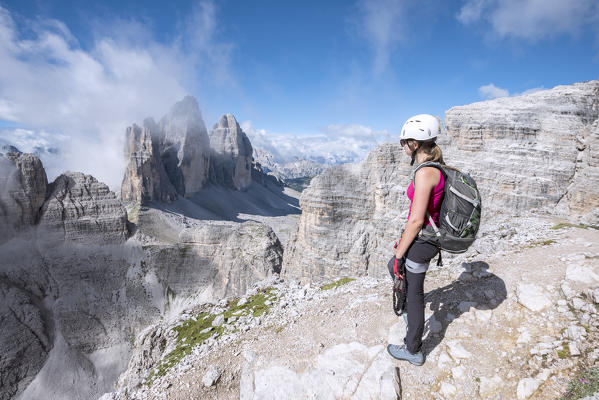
(244, 124, 391, 181)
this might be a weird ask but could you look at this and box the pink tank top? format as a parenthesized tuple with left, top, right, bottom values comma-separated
(406, 168, 445, 226)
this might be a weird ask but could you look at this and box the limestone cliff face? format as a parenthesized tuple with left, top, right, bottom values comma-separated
(122, 98, 265, 203)
(0, 149, 47, 242)
(209, 114, 253, 190)
(121, 119, 177, 204)
(282, 144, 411, 282)
(443, 80, 599, 216)
(556, 118, 599, 223)
(39, 172, 129, 244)
(121, 96, 211, 202)
(0, 151, 285, 399)
(159, 96, 211, 195)
(283, 80, 599, 282)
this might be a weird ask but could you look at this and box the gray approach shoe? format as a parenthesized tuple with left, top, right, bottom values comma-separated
(387, 344, 424, 366)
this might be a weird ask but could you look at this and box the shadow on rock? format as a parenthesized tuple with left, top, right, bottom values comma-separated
(422, 261, 507, 356)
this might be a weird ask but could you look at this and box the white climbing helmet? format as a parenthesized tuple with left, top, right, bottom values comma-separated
(400, 114, 442, 142)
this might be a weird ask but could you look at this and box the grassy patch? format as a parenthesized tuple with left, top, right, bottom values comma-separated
(557, 342, 570, 359)
(527, 239, 556, 248)
(561, 367, 599, 400)
(552, 223, 599, 230)
(285, 176, 314, 192)
(321, 277, 355, 291)
(224, 287, 277, 319)
(146, 312, 222, 385)
(145, 287, 277, 385)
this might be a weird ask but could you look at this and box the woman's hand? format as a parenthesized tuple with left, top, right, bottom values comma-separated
(394, 240, 402, 258)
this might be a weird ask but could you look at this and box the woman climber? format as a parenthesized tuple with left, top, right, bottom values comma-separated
(387, 114, 446, 366)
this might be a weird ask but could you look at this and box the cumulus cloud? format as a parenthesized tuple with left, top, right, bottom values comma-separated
(0, 1, 232, 190)
(457, 0, 599, 41)
(352, 0, 404, 75)
(478, 83, 509, 99)
(241, 121, 392, 165)
(478, 84, 550, 100)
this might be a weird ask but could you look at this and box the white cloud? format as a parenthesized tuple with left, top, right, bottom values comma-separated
(241, 121, 392, 165)
(353, 0, 404, 75)
(478, 83, 509, 99)
(457, 0, 490, 24)
(457, 0, 599, 41)
(0, 1, 232, 190)
(516, 86, 545, 96)
(478, 84, 551, 100)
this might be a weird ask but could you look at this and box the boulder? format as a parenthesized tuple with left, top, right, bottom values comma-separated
(240, 343, 399, 400)
(517, 378, 541, 399)
(517, 283, 552, 312)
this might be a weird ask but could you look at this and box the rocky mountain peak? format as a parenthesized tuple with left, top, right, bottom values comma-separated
(160, 95, 207, 140)
(0, 149, 47, 241)
(215, 113, 236, 130)
(40, 171, 129, 243)
(210, 114, 252, 155)
(122, 100, 271, 202)
(209, 113, 253, 190)
(1, 144, 22, 154)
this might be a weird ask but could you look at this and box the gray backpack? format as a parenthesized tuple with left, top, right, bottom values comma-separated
(412, 161, 482, 254)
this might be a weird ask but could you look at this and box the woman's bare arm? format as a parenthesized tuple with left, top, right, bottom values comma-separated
(394, 167, 440, 259)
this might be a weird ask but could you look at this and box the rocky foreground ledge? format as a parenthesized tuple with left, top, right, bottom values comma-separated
(102, 218, 599, 400)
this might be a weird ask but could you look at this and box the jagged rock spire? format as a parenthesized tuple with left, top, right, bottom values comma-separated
(209, 113, 253, 190)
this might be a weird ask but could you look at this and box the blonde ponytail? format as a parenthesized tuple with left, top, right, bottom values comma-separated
(418, 141, 445, 165)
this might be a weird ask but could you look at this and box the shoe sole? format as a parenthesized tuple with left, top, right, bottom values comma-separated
(386, 345, 424, 366)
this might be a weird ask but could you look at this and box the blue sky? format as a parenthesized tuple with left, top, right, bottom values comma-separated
(0, 0, 598, 187)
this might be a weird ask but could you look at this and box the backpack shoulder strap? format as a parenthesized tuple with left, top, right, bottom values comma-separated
(411, 161, 445, 186)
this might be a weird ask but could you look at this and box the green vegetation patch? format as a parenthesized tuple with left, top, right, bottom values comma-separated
(561, 367, 599, 400)
(557, 342, 570, 359)
(285, 176, 314, 192)
(321, 277, 355, 291)
(145, 287, 278, 385)
(224, 287, 277, 319)
(552, 222, 599, 230)
(146, 312, 223, 385)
